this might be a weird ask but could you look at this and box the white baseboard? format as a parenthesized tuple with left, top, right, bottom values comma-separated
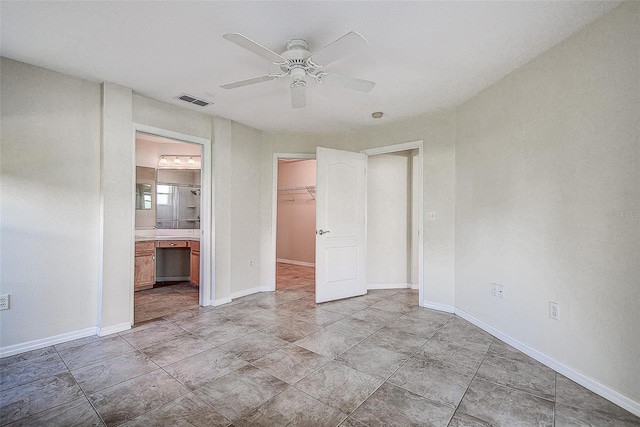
(421, 300, 455, 313)
(411, 283, 419, 290)
(230, 286, 262, 300)
(367, 283, 412, 290)
(213, 286, 272, 306)
(211, 297, 232, 307)
(97, 322, 131, 337)
(276, 258, 315, 268)
(0, 327, 97, 358)
(455, 308, 640, 418)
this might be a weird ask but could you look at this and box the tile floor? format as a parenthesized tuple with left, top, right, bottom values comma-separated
(2, 265, 639, 426)
(276, 262, 315, 291)
(135, 282, 200, 324)
(133, 260, 310, 325)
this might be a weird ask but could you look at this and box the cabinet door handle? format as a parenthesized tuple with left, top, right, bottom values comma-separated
(169, 243, 177, 246)
(152, 255, 155, 261)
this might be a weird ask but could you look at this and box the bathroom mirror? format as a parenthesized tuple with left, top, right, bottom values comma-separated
(155, 169, 201, 229)
(156, 184, 201, 229)
(136, 183, 152, 210)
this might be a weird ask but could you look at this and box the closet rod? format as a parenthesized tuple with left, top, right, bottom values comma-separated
(277, 185, 316, 200)
(277, 185, 316, 192)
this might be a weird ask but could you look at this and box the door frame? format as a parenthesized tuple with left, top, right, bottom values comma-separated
(269, 152, 316, 291)
(361, 140, 424, 307)
(131, 124, 214, 324)
(268, 141, 424, 305)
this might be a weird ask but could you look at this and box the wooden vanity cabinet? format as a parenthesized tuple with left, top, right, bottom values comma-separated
(134, 241, 156, 291)
(190, 240, 200, 285)
(135, 239, 200, 290)
(157, 240, 188, 248)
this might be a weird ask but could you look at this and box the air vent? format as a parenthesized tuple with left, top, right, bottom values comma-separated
(175, 93, 213, 107)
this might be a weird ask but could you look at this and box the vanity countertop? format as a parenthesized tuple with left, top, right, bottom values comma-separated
(135, 234, 200, 242)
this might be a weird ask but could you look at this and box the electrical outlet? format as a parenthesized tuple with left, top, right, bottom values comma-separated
(186, 229, 194, 235)
(491, 283, 505, 298)
(549, 302, 560, 320)
(249, 261, 253, 267)
(0, 294, 9, 311)
(426, 212, 436, 221)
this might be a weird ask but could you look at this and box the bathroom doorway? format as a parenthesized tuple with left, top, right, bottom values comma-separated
(134, 132, 203, 323)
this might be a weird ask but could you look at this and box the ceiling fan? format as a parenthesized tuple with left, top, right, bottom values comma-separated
(220, 31, 375, 108)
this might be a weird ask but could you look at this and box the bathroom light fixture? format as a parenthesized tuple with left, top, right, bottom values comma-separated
(157, 155, 201, 167)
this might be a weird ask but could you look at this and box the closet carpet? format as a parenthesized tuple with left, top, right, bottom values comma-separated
(1, 264, 637, 426)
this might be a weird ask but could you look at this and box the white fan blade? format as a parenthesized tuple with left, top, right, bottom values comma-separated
(319, 72, 376, 92)
(223, 33, 285, 63)
(220, 74, 278, 89)
(310, 31, 368, 66)
(291, 84, 306, 108)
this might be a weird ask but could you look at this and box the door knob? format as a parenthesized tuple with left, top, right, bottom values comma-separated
(317, 229, 330, 235)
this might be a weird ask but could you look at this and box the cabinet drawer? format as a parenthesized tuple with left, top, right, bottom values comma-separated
(189, 240, 200, 251)
(157, 240, 188, 248)
(135, 241, 156, 253)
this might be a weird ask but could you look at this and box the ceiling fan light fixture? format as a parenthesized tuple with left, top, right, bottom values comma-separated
(290, 67, 307, 84)
(372, 112, 384, 119)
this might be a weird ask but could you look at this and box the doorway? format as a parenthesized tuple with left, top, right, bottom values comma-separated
(362, 141, 424, 306)
(366, 149, 420, 305)
(275, 158, 317, 293)
(271, 141, 423, 306)
(133, 132, 203, 323)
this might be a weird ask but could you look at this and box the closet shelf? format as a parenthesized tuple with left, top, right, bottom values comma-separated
(277, 185, 316, 200)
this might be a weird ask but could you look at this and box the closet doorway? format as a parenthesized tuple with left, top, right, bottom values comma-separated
(271, 142, 423, 305)
(363, 142, 423, 307)
(366, 149, 420, 298)
(275, 157, 317, 293)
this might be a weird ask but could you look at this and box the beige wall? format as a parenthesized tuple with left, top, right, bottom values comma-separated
(132, 95, 211, 141)
(213, 117, 232, 302)
(0, 58, 102, 346)
(229, 121, 263, 296)
(455, 1, 639, 403)
(99, 82, 134, 332)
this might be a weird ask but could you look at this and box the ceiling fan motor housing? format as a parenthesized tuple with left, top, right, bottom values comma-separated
(281, 39, 316, 83)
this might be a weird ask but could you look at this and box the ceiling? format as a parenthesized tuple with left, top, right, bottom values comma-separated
(1, 1, 620, 135)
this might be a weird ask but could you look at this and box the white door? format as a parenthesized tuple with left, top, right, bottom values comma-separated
(315, 147, 367, 303)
